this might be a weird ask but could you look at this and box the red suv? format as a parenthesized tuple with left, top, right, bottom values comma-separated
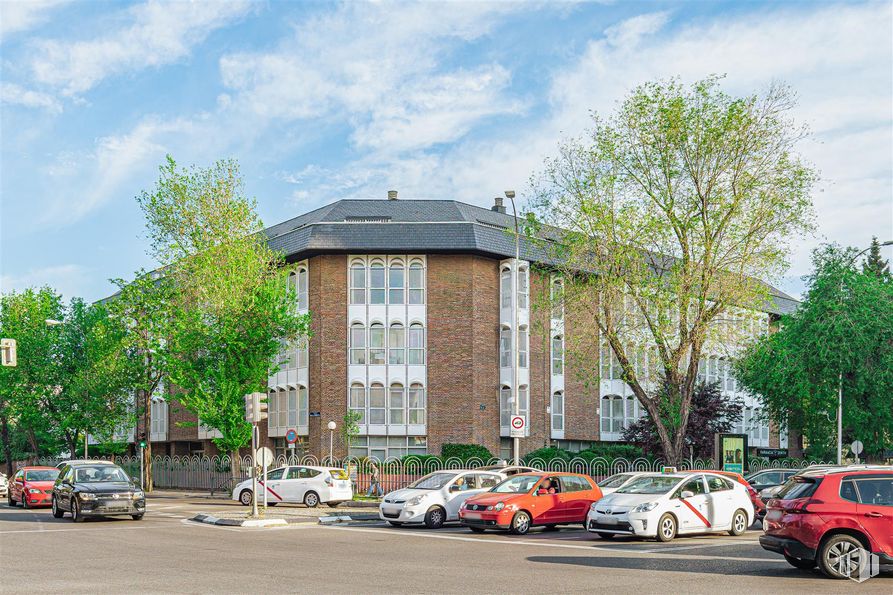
(760, 468, 892, 578)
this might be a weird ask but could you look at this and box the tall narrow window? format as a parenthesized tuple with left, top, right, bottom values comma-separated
(551, 278, 564, 319)
(350, 383, 366, 424)
(369, 323, 386, 365)
(518, 266, 528, 309)
(408, 261, 424, 304)
(408, 383, 426, 424)
(370, 261, 386, 304)
(408, 323, 425, 365)
(267, 390, 278, 431)
(369, 383, 386, 424)
(500, 326, 512, 368)
(350, 261, 365, 304)
(388, 323, 405, 364)
(600, 342, 611, 381)
(389, 383, 405, 424)
(551, 391, 564, 431)
(551, 335, 563, 375)
(518, 326, 528, 369)
(287, 387, 297, 427)
(296, 337, 308, 368)
(500, 268, 512, 308)
(499, 386, 511, 427)
(350, 323, 366, 365)
(286, 338, 297, 370)
(288, 271, 297, 309)
(518, 385, 529, 420)
(389, 261, 404, 304)
(297, 267, 308, 310)
(297, 386, 308, 427)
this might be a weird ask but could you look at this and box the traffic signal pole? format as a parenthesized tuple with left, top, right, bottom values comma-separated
(250, 421, 258, 518)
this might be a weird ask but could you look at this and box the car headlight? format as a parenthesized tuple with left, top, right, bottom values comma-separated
(494, 502, 505, 511)
(632, 502, 659, 513)
(79, 493, 97, 500)
(590, 502, 599, 511)
(28, 488, 42, 494)
(407, 494, 426, 506)
(132, 491, 144, 500)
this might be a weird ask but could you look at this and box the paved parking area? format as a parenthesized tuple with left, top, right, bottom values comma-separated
(1, 494, 890, 594)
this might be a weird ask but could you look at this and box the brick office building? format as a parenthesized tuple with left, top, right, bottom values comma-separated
(139, 193, 799, 460)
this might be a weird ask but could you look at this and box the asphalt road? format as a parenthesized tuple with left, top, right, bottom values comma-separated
(1, 494, 890, 594)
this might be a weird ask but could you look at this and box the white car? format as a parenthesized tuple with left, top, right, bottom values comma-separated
(587, 472, 754, 542)
(596, 472, 644, 496)
(232, 465, 352, 508)
(0, 473, 7, 498)
(380, 469, 506, 528)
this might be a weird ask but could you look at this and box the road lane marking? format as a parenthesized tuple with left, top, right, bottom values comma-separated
(0, 524, 155, 535)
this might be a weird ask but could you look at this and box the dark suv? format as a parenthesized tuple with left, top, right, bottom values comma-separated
(52, 461, 145, 522)
(760, 467, 892, 578)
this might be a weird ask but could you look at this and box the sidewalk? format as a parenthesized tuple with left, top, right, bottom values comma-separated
(148, 488, 381, 509)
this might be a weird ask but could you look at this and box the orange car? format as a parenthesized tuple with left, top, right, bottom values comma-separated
(681, 469, 764, 515)
(459, 472, 603, 535)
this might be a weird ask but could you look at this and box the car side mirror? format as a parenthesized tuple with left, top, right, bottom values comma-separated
(681, 490, 694, 499)
(449, 485, 461, 492)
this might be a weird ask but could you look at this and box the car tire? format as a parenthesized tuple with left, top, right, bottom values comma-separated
(387, 521, 404, 527)
(728, 509, 748, 536)
(71, 499, 84, 523)
(303, 491, 320, 508)
(52, 497, 64, 518)
(818, 534, 867, 579)
(21, 494, 29, 509)
(784, 554, 816, 570)
(239, 490, 253, 507)
(468, 526, 485, 533)
(424, 506, 446, 529)
(6, 493, 14, 507)
(597, 532, 615, 539)
(656, 513, 676, 542)
(131, 514, 144, 521)
(509, 511, 531, 536)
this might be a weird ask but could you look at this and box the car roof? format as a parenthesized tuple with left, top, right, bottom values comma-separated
(820, 466, 893, 476)
(61, 460, 116, 466)
(21, 466, 59, 471)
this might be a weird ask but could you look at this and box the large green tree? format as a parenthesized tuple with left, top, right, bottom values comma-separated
(527, 76, 816, 464)
(735, 244, 893, 460)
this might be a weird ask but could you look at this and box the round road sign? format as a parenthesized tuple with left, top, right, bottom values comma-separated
(511, 416, 525, 430)
(285, 428, 298, 444)
(851, 440, 864, 455)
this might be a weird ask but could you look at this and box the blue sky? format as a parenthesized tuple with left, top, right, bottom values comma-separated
(1, 0, 891, 302)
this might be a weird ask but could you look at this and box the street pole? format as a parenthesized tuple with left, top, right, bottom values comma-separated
(507, 191, 520, 466)
(250, 423, 258, 518)
(84, 432, 88, 459)
(327, 421, 337, 464)
(139, 443, 144, 490)
(262, 441, 268, 513)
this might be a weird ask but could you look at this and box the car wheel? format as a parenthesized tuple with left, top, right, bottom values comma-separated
(303, 491, 319, 508)
(510, 511, 531, 535)
(424, 506, 445, 529)
(819, 534, 867, 579)
(468, 526, 485, 533)
(131, 514, 144, 521)
(71, 499, 84, 523)
(239, 490, 253, 506)
(597, 532, 615, 539)
(784, 554, 817, 570)
(51, 497, 64, 518)
(656, 513, 676, 542)
(387, 521, 404, 527)
(6, 493, 14, 507)
(21, 493, 29, 509)
(729, 509, 748, 536)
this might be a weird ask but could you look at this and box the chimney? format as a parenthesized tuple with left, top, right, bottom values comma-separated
(491, 196, 506, 213)
(387, 190, 398, 200)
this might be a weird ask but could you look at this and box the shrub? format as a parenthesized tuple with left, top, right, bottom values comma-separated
(522, 443, 646, 465)
(441, 443, 493, 462)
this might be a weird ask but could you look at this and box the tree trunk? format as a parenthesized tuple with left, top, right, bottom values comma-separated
(27, 427, 40, 463)
(1, 415, 12, 477)
(143, 388, 153, 492)
(230, 449, 241, 482)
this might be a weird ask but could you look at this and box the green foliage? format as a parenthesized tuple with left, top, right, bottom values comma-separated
(736, 244, 893, 458)
(341, 410, 363, 453)
(862, 236, 891, 280)
(440, 443, 494, 462)
(522, 444, 646, 465)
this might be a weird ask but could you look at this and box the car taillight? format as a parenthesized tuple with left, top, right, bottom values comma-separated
(782, 498, 822, 513)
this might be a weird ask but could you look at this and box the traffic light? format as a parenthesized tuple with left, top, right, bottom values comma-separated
(256, 393, 268, 422)
(1, 338, 16, 367)
(138, 432, 147, 449)
(245, 393, 256, 423)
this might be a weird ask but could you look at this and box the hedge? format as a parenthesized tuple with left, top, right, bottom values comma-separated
(522, 444, 647, 465)
(440, 443, 494, 462)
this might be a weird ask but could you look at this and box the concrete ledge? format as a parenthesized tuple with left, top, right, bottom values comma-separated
(190, 513, 289, 528)
(318, 513, 381, 524)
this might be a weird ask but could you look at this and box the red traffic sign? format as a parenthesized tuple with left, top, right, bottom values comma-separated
(511, 416, 525, 429)
(285, 429, 298, 444)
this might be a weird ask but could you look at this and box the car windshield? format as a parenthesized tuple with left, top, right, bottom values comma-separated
(777, 477, 821, 500)
(617, 475, 681, 494)
(409, 472, 456, 490)
(598, 474, 633, 488)
(74, 466, 129, 483)
(25, 469, 59, 481)
(490, 475, 542, 494)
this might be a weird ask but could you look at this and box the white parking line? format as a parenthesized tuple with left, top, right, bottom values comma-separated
(0, 524, 154, 535)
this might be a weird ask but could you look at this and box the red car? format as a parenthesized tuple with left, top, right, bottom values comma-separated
(682, 469, 765, 516)
(7, 466, 60, 508)
(459, 472, 603, 535)
(760, 467, 893, 578)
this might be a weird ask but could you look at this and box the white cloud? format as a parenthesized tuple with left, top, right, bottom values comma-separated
(0, 82, 62, 113)
(29, 0, 253, 96)
(0, 264, 88, 300)
(0, 0, 68, 38)
(604, 11, 670, 47)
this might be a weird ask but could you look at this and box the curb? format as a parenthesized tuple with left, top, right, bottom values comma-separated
(318, 513, 381, 524)
(190, 513, 289, 527)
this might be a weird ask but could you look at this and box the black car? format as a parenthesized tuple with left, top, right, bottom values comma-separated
(52, 461, 145, 522)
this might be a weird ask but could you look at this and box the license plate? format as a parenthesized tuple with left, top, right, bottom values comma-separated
(600, 516, 618, 525)
(464, 512, 481, 520)
(104, 506, 129, 512)
(766, 509, 781, 520)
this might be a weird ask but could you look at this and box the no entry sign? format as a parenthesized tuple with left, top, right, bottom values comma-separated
(510, 415, 526, 438)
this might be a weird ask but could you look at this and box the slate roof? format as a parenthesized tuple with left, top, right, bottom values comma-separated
(263, 198, 799, 316)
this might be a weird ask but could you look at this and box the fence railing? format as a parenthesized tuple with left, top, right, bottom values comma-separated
(28, 454, 833, 493)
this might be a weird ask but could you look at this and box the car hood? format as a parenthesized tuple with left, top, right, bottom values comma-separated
(76, 482, 135, 493)
(25, 480, 56, 489)
(382, 488, 434, 503)
(595, 492, 664, 508)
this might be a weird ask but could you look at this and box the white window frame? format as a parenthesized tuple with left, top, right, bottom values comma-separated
(350, 323, 366, 365)
(350, 260, 366, 305)
(551, 391, 564, 432)
(407, 323, 425, 365)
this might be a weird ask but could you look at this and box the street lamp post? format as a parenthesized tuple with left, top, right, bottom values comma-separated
(835, 240, 893, 464)
(505, 190, 521, 466)
(327, 421, 337, 464)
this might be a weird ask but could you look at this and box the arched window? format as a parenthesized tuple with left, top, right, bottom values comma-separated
(408, 383, 426, 424)
(518, 266, 528, 309)
(551, 278, 564, 319)
(388, 261, 404, 304)
(500, 267, 512, 309)
(408, 261, 424, 304)
(408, 323, 425, 365)
(551, 335, 563, 375)
(600, 395, 625, 434)
(369, 322, 386, 365)
(287, 387, 297, 427)
(369, 383, 386, 424)
(287, 271, 297, 306)
(518, 325, 528, 369)
(297, 267, 308, 310)
(389, 383, 405, 424)
(500, 326, 512, 368)
(499, 386, 511, 427)
(297, 385, 308, 427)
(349, 383, 366, 424)
(551, 391, 564, 431)
(350, 323, 366, 365)
(350, 260, 365, 305)
(388, 323, 405, 365)
(370, 261, 386, 304)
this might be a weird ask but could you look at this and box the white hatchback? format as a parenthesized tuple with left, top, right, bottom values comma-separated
(587, 472, 754, 542)
(232, 466, 353, 508)
(379, 470, 506, 528)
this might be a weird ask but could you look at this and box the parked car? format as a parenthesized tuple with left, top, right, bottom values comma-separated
(380, 469, 505, 528)
(745, 468, 797, 493)
(597, 472, 644, 496)
(587, 472, 754, 542)
(459, 472, 603, 535)
(760, 467, 893, 578)
(52, 461, 144, 521)
(233, 465, 352, 508)
(7, 466, 60, 508)
(0, 473, 7, 498)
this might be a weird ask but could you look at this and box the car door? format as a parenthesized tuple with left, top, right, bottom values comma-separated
(259, 467, 287, 503)
(11, 470, 23, 502)
(672, 476, 711, 533)
(557, 476, 590, 522)
(704, 475, 736, 528)
(57, 466, 74, 510)
(443, 473, 480, 519)
(853, 475, 893, 555)
(535, 476, 564, 523)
